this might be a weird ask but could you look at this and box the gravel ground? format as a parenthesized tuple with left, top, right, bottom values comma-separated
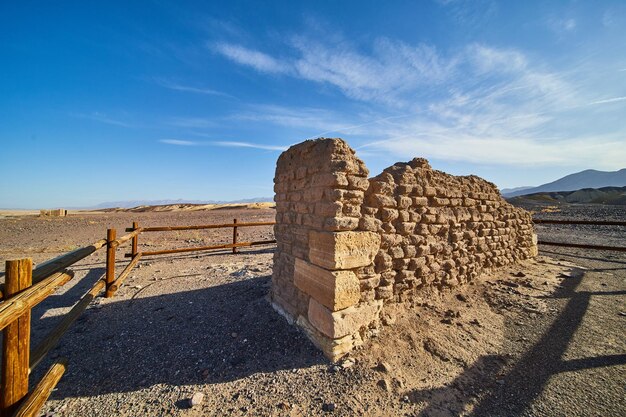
(0, 205, 624, 416)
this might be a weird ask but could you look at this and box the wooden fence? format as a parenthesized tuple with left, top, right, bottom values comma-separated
(0, 219, 275, 417)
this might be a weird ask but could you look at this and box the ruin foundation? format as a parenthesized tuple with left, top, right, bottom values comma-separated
(270, 138, 537, 361)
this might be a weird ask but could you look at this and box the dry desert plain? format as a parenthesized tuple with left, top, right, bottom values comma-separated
(0, 203, 624, 417)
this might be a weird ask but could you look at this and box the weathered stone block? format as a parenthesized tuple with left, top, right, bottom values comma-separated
(293, 258, 360, 311)
(308, 298, 382, 339)
(296, 316, 363, 362)
(309, 231, 381, 270)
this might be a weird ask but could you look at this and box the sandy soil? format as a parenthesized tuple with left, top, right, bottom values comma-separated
(0, 206, 624, 416)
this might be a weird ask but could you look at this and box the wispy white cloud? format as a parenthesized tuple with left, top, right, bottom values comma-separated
(153, 78, 233, 98)
(588, 96, 626, 105)
(601, 7, 625, 29)
(212, 42, 291, 74)
(229, 105, 348, 132)
(212, 141, 288, 151)
(214, 37, 460, 106)
(211, 32, 626, 169)
(307, 114, 411, 139)
(72, 112, 134, 127)
(159, 138, 288, 151)
(547, 17, 576, 34)
(465, 44, 527, 74)
(159, 139, 200, 146)
(291, 37, 456, 106)
(360, 127, 625, 169)
(213, 39, 563, 109)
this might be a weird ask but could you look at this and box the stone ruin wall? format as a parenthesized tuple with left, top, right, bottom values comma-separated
(271, 138, 538, 361)
(39, 209, 67, 217)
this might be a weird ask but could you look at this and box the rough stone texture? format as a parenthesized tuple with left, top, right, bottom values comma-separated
(294, 259, 360, 311)
(271, 138, 537, 361)
(307, 298, 383, 339)
(309, 231, 381, 270)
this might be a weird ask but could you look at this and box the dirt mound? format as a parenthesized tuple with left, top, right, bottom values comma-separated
(346, 256, 579, 415)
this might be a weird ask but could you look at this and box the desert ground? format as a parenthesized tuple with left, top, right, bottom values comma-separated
(0, 204, 624, 416)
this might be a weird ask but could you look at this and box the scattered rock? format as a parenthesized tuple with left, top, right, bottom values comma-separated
(322, 402, 336, 412)
(377, 379, 392, 392)
(469, 318, 481, 326)
(189, 392, 204, 408)
(444, 309, 460, 318)
(512, 271, 526, 277)
(340, 357, 356, 369)
(456, 294, 468, 302)
(277, 402, 290, 410)
(375, 361, 392, 373)
(618, 311, 626, 317)
(231, 332, 238, 338)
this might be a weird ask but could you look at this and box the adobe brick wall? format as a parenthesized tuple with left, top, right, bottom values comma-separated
(270, 138, 537, 361)
(39, 209, 67, 217)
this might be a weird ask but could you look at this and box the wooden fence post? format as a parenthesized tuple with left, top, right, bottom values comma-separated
(105, 229, 116, 298)
(232, 219, 238, 254)
(131, 222, 139, 258)
(1, 258, 33, 416)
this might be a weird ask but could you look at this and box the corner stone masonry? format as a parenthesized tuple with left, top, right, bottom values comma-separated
(270, 138, 538, 361)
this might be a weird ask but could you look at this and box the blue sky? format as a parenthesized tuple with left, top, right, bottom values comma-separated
(1, 1, 625, 208)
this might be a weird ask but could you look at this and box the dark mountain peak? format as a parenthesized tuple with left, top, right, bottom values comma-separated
(503, 168, 626, 198)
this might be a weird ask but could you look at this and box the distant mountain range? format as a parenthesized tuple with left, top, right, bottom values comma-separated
(500, 186, 534, 195)
(508, 186, 626, 206)
(87, 197, 273, 209)
(502, 168, 626, 198)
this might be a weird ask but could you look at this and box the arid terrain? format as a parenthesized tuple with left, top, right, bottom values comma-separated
(0, 204, 624, 416)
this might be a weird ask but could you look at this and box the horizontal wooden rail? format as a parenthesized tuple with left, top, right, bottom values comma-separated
(139, 239, 276, 257)
(0, 240, 106, 299)
(30, 279, 105, 371)
(15, 359, 67, 417)
(33, 239, 107, 282)
(111, 228, 143, 248)
(108, 254, 142, 294)
(533, 219, 626, 226)
(0, 228, 143, 297)
(136, 221, 275, 232)
(0, 270, 74, 331)
(538, 240, 626, 252)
